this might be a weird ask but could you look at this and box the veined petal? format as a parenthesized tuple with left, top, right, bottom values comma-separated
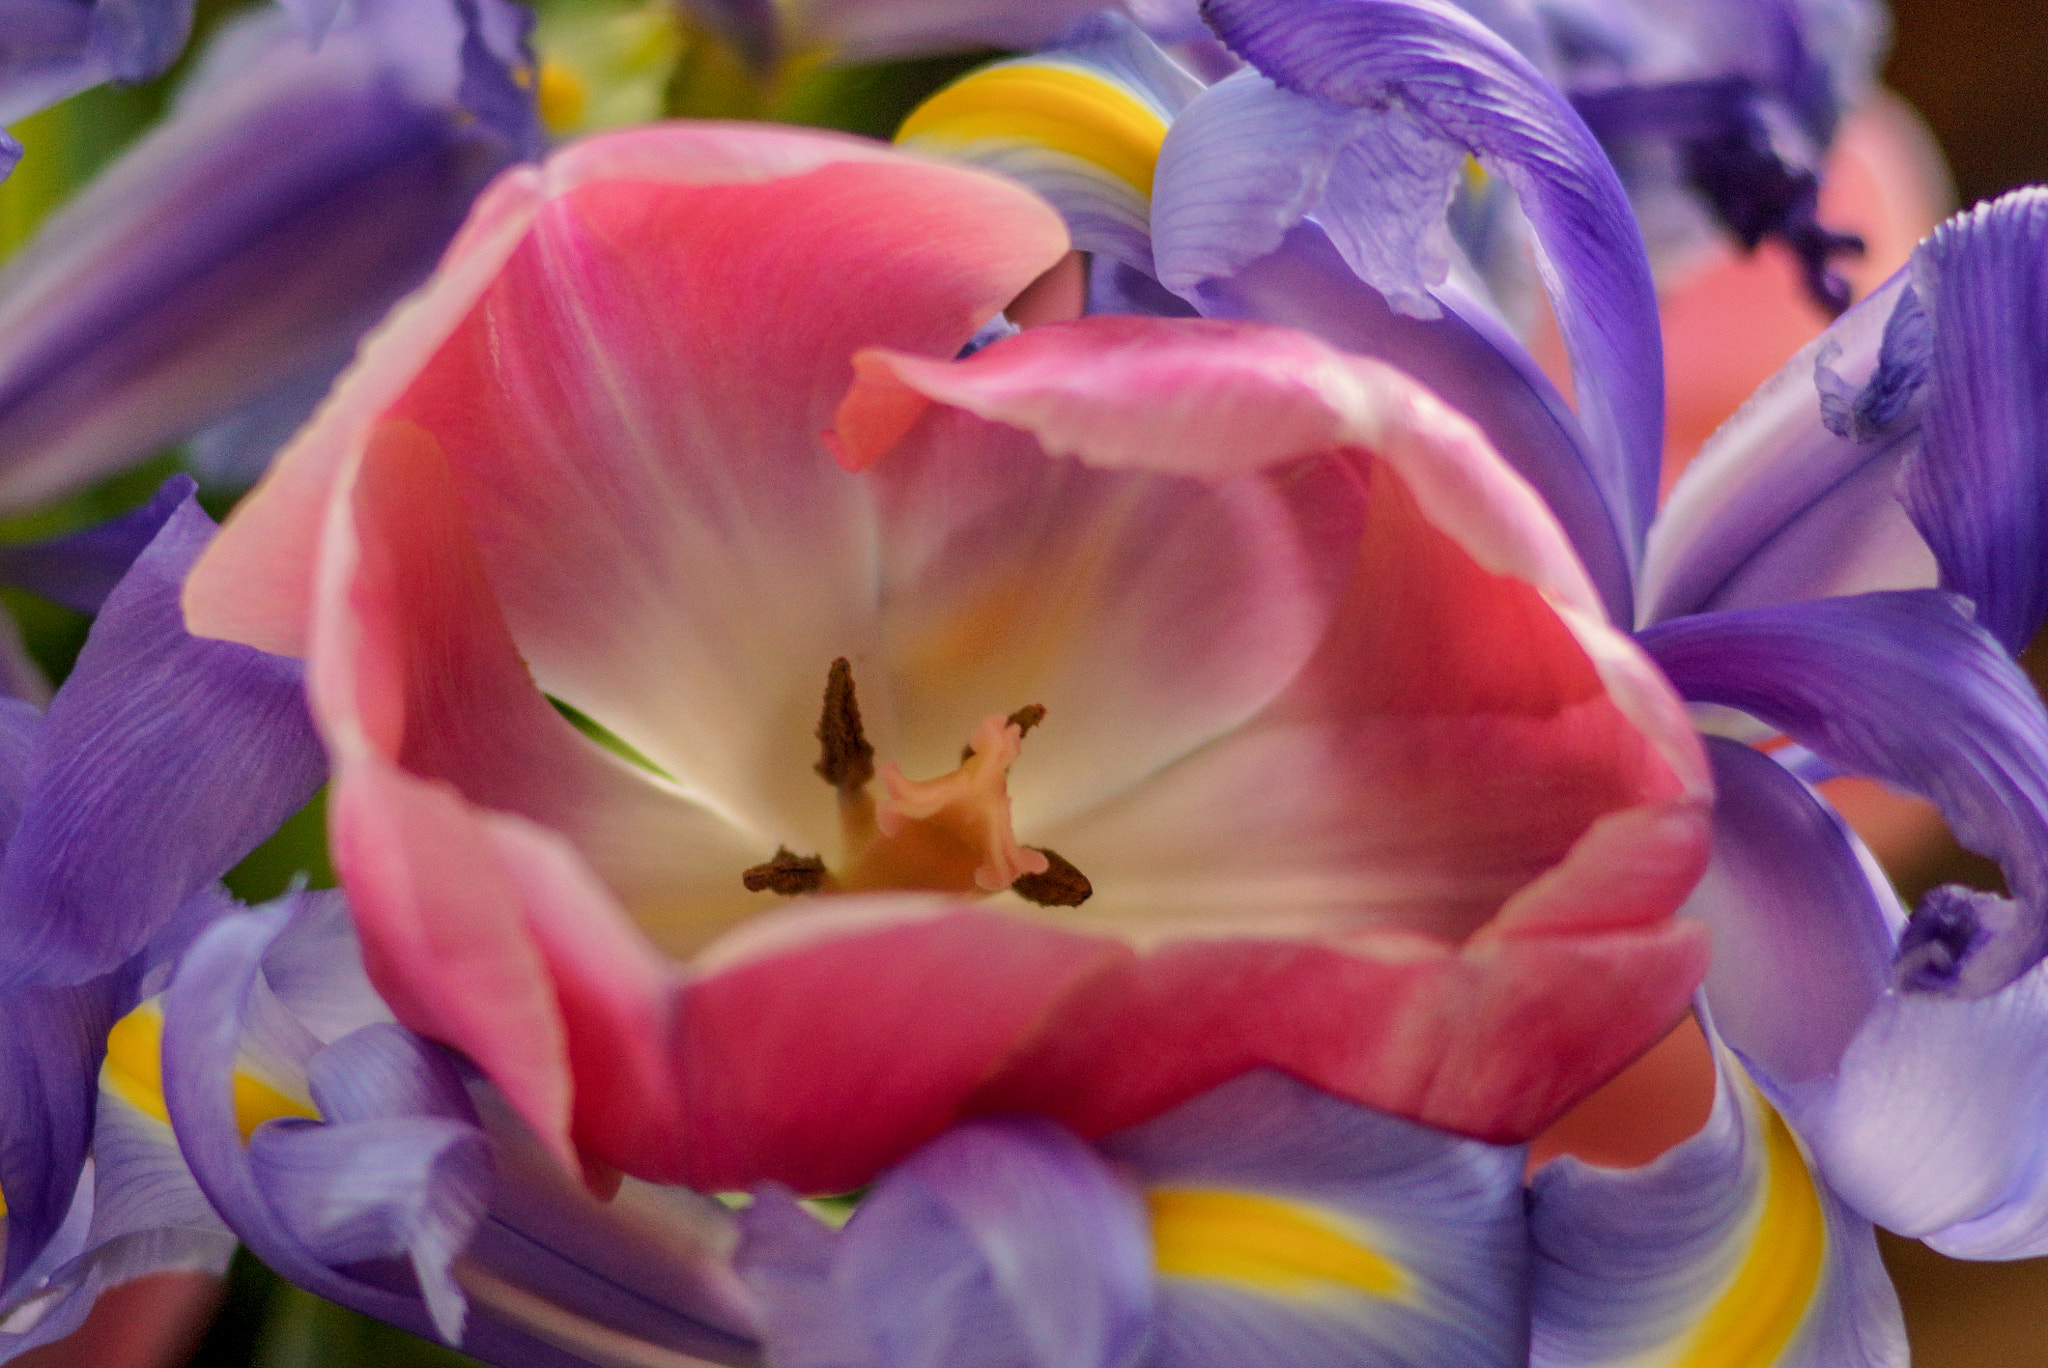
(737, 1118, 1151, 1368)
(1203, 0, 1666, 555)
(0, 978, 125, 1293)
(1645, 189, 2048, 631)
(1530, 1022, 1904, 1368)
(1105, 1069, 1528, 1368)
(1898, 189, 2048, 655)
(0, 1086, 232, 1362)
(0, 491, 323, 993)
(0, 0, 534, 511)
(1687, 738, 1897, 1089)
(1644, 590, 2048, 996)
(896, 14, 1200, 274)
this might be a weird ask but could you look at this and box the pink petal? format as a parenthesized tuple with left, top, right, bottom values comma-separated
(673, 901, 1129, 1193)
(368, 140, 1069, 847)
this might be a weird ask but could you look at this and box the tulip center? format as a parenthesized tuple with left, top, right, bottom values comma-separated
(742, 659, 1091, 907)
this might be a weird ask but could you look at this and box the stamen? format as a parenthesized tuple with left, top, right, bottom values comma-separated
(1013, 847, 1092, 907)
(814, 657, 874, 791)
(743, 847, 829, 896)
(1007, 704, 1046, 737)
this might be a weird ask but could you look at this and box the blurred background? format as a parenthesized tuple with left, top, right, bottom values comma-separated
(7, 0, 2048, 1363)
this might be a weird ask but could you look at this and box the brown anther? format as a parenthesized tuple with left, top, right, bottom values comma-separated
(813, 658, 875, 791)
(743, 847, 829, 895)
(1012, 846, 1092, 907)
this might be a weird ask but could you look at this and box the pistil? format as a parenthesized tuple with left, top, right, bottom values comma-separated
(740, 660, 1091, 907)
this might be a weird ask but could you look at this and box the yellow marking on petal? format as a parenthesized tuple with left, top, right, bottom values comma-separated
(1148, 1188, 1411, 1302)
(1669, 1085, 1827, 1368)
(536, 59, 589, 136)
(897, 62, 1168, 196)
(101, 1001, 317, 1141)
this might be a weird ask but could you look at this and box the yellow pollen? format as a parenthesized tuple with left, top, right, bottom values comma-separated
(536, 58, 590, 136)
(1668, 1083, 1827, 1367)
(1148, 1187, 1412, 1302)
(896, 62, 1169, 196)
(102, 1000, 317, 1141)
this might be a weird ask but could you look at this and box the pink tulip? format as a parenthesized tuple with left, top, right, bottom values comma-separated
(186, 122, 1711, 1194)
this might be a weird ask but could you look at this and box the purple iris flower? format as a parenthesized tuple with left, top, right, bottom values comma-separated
(0, 478, 324, 1359)
(159, 890, 763, 1367)
(0, 0, 541, 510)
(737, 1069, 1530, 1368)
(0, 0, 195, 178)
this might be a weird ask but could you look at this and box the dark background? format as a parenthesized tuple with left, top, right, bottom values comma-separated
(1885, 0, 2048, 205)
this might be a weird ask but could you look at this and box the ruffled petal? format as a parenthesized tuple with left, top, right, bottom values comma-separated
(0, 491, 323, 992)
(1688, 741, 2048, 1257)
(1154, 69, 1466, 321)
(249, 1102, 490, 1341)
(1201, 0, 1666, 554)
(1530, 1023, 1905, 1368)
(737, 1119, 1151, 1368)
(1643, 590, 2048, 996)
(161, 893, 761, 1364)
(1687, 738, 1896, 1087)
(1105, 1069, 1528, 1368)
(1645, 189, 2048, 631)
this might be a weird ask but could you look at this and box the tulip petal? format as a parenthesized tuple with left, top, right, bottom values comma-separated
(676, 900, 1130, 1193)
(1202, 0, 1666, 554)
(1530, 1025, 1905, 1368)
(0, 491, 324, 992)
(1104, 1069, 1529, 1368)
(1198, 226, 1633, 625)
(842, 316, 1703, 936)
(1644, 590, 2048, 997)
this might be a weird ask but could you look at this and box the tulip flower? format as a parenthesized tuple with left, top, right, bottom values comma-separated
(0, 479, 323, 1360)
(184, 116, 1713, 1202)
(0, 0, 541, 509)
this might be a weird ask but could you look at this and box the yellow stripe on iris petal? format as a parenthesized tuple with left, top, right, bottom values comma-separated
(102, 1000, 316, 1141)
(896, 62, 1169, 196)
(1669, 1084, 1827, 1368)
(1148, 1188, 1412, 1303)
